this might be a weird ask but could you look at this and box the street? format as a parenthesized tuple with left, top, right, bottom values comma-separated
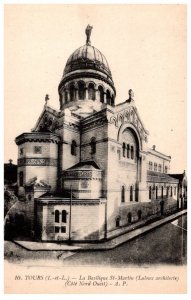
(4, 215, 187, 266)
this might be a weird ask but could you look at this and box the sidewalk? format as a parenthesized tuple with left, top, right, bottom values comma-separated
(14, 209, 187, 251)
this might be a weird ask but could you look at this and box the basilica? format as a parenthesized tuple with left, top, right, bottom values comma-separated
(8, 26, 185, 242)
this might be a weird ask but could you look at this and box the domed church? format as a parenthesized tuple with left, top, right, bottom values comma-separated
(11, 26, 182, 242)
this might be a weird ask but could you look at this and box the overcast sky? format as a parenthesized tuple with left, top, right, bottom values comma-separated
(4, 4, 186, 172)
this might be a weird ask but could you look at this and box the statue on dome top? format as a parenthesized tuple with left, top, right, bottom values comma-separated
(85, 24, 93, 45)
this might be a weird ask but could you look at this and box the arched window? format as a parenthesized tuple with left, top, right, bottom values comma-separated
(116, 216, 120, 227)
(166, 186, 169, 198)
(88, 83, 95, 100)
(126, 144, 130, 158)
(131, 145, 134, 159)
(64, 90, 68, 103)
(174, 187, 176, 195)
(121, 186, 125, 203)
(69, 84, 75, 102)
(137, 210, 142, 220)
(111, 95, 114, 106)
(62, 210, 67, 223)
(90, 137, 96, 155)
(78, 81, 85, 100)
(122, 143, 126, 157)
(71, 140, 77, 156)
(106, 90, 111, 105)
(98, 86, 104, 103)
(19, 171, 23, 187)
(130, 186, 133, 202)
(149, 186, 152, 199)
(127, 212, 132, 224)
(55, 210, 60, 223)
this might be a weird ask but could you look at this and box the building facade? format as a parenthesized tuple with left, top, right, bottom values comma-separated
(7, 26, 183, 242)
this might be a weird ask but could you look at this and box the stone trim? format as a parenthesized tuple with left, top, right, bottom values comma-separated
(15, 132, 60, 145)
(18, 157, 58, 167)
(63, 170, 102, 179)
(35, 199, 106, 205)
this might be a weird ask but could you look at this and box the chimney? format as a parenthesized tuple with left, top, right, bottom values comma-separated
(152, 145, 156, 151)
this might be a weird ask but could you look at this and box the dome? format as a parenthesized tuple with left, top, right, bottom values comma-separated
(58, 25, 116, 111)
(63, 44, 112, 79)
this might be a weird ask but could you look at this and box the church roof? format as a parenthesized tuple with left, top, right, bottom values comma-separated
(66, 160, 101, 171)
(63, 44, 112, 78)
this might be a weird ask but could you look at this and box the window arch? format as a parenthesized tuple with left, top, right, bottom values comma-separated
(19, 171, 23, 187)
(122, 143, 126, 157)
(55, 210, 60, 223)
(98, 85, 104, 103)
(62, 210, 67, 223)
(69, 84, 75, 102)
(90, 137, 96, 155)
(88, 83, 95, 100)
(71, 140, 77, 156)
(131, 145, 134, 159)
(78, 81, 85, 100)
(121, 186, 125, 203)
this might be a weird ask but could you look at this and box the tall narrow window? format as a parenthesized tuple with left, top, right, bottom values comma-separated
(64, 90, 68, 103)
(131, 146, 134, 159)
(116, 217, 120, 227)
(165, 166, 168, 174)
(174, 187, 176, 195)
(161, 186, 164, 198)
(127, 212, 132, 224)
(88, 83, 95, 100)
(98, 86, 104, 103)
(90, 137, 96, 155)
(106, 89, 111, 105)
(62, 210, 67, 223)
(127, 144, 130, 158)
(19, 171, 23, 187)
(69, 84, 75, 102)
(55, 210, 60, 223)
(122, 143, 126, 157)
(171, 186, 173, 197)
(121, 186, 125, 203)
(130, 186, 133, 202)
(156, 186, 158, 199)
(149, 186, 152, 199)
(78, 81, 85, 100)
(71, 140, 77, 156)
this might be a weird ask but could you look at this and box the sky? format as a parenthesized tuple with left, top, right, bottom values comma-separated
(4, 4, 187, 173)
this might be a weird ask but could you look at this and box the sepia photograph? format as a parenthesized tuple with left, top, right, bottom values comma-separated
(4, 3, 187, 294)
